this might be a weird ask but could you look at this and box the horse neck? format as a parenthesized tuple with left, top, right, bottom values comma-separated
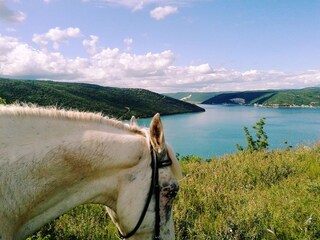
(1, 115, 150, 239)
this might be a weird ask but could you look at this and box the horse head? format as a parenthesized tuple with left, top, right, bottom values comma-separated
(106, 113, 182, 240)
(0, 106, 181, 240)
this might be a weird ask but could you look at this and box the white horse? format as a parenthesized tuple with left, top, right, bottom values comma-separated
(0, 105, 182, 240)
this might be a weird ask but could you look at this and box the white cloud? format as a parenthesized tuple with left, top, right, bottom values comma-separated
(0, 34, 85, 79)
(1, 34, 320, 93)
(0, 0, 26, 22)
(150, 6, 178, 20)
(123, 38, 133, 52)
(188, 64, 213, 74)
(83, 35, 99, 55)
(32, 27, 82, 50)
(83, 0, 195, 11)
(83, 0, 150, 11)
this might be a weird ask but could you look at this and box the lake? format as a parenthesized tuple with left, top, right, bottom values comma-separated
(137, 105, 320, 158)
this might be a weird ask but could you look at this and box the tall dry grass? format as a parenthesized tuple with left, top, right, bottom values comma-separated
(175, 144, 320, 239)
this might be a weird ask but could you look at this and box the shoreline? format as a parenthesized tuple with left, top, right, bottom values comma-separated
(201, 103, 320, 109)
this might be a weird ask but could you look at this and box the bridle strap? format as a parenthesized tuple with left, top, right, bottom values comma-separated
(154, 150, 161, 239)
(118, 143, 172, 239)
(118, 144, 156, 239)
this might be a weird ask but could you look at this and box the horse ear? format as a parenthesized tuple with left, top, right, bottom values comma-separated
(150, 113, 165, 154)
(130, 116, 138, 127)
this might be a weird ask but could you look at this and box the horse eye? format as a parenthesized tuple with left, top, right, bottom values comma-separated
(159, 155, 172, 168)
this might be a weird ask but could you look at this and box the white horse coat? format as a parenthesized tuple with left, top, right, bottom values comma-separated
(0, 105, 181, 240)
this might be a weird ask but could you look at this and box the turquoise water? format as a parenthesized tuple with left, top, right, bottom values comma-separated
(137, 105, 320, 158)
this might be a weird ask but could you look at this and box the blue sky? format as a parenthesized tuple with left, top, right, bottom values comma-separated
(0, 0, 320, 92)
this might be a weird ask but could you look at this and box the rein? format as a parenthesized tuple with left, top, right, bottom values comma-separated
(119, 143, 172, 239)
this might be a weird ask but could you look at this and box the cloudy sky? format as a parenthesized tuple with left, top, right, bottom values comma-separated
(0, 0, 320, 93)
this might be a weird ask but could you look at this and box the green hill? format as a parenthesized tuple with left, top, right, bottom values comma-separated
(167, 88, 320, 107)
(0, 78, 205, 119)
(202, 88, 320, 107)
(202, 90, 276, 105)
(263, 88, 320, 107)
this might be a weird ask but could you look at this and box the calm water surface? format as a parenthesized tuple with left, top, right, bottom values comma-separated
(137, 105, 320, 158)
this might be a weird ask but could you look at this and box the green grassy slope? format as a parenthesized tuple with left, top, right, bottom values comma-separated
(263, 88, 320, 107)
(0, 78, 204, 119)
(175, 145, 320, 239)
(27, 144, 320, 239)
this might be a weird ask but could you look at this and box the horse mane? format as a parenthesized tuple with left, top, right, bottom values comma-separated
(0, 104, 145, 135)
(1, 104, 182, 179)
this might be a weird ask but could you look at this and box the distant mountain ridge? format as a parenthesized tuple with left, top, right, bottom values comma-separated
(164, 92, 220, 103)
(203, 88, 320, 107)
(167, 87, 320, 107)
(203, 90, 276, 105)
(0, 78, 205, 119)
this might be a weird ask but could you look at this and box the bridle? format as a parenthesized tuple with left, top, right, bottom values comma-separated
(119, 143, 173, 239)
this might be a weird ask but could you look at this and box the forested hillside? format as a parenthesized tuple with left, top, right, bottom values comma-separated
(167, 88, 320, 107)
(0, 78, 204, 119)
(202, 88, 320, 107)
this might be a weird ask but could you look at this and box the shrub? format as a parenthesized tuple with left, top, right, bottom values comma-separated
(0, 97, 6, 104)
(236, 117, 269, 152)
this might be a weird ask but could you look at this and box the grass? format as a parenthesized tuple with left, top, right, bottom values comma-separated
(176, 145, 320, 239)
(28, 144, 320, 239)
(27, 205, 118, 240)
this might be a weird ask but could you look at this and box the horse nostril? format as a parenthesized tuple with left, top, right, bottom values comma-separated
(169, 188, 178, 198)
(168, 182, 179, 198)
(161, 182, 179, 199)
